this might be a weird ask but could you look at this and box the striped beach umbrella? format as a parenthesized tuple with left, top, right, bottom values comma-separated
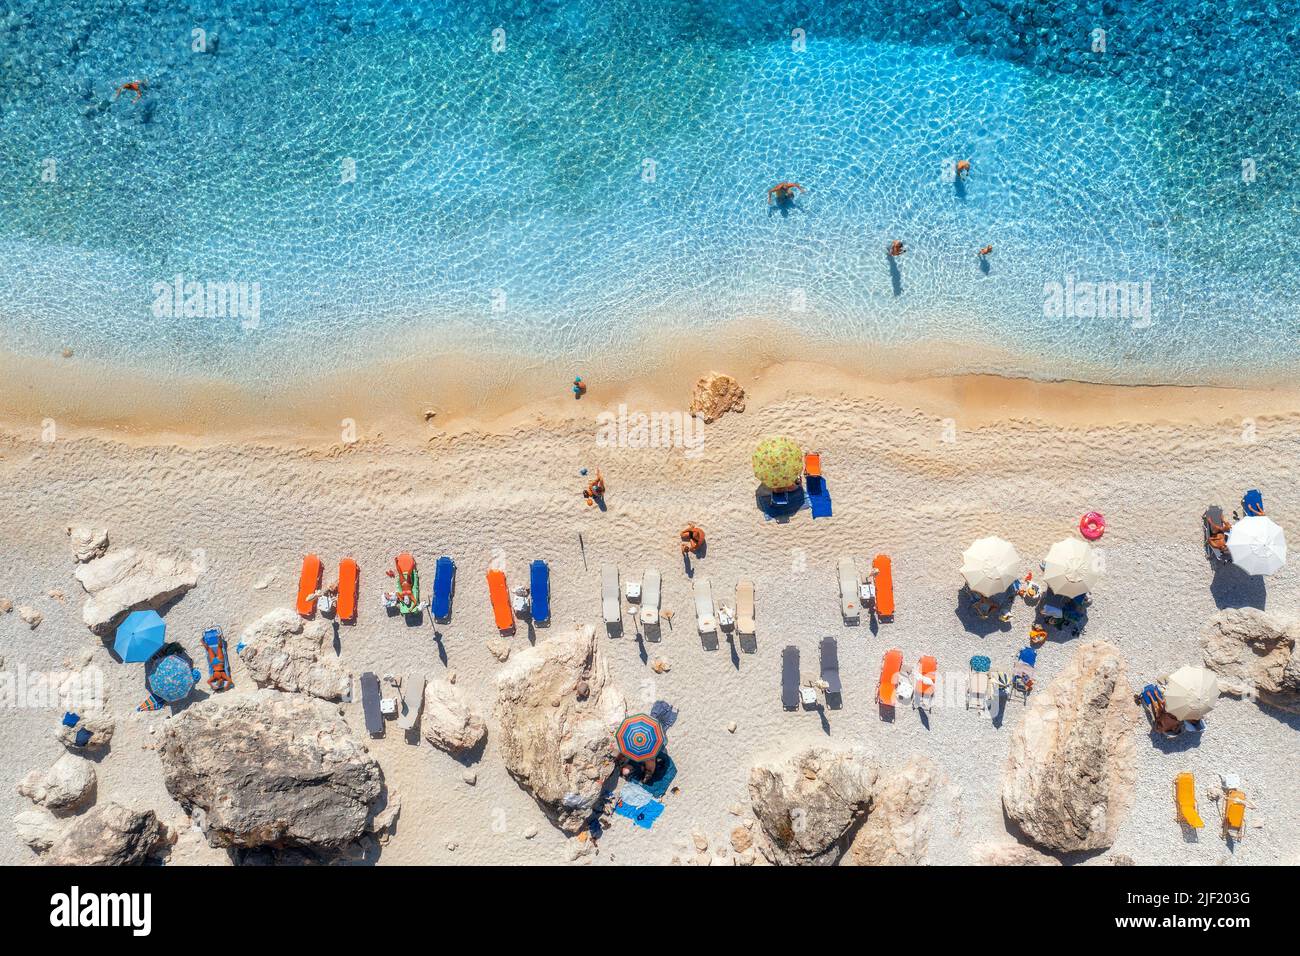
(752, 436, 803, 491)
(146, 648, 200, 703)
(616, 714, 664, 763)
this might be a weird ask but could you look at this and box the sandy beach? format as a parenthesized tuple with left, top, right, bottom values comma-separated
(2, 359, 1297, 866)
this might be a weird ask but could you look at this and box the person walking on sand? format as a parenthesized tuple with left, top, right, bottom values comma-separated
(114, 79, 147, 102)
(888, 240, 906, 257)
(582, 470, 605, 507)
(767, 182, 806, 205)
(680, 524, 705, 555)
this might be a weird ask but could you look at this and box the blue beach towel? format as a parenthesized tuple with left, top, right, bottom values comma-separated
(432, 556, 455, 621)
(1242, 489, 1264, 515)
(529, 560, 550, 625)
(614, 797, 666, 830)
(806, 474, 833, 518)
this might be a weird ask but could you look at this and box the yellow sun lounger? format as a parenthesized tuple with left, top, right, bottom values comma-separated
(1223, 788, 1247, 841)
(1175, 772, 1203, 829)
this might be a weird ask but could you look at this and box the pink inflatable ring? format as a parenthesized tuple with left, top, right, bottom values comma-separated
(1080, 512, 1106, 540)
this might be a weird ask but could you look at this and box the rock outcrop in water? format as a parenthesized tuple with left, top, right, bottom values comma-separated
(1202, 608, 1300, 713)
(492, 626, 626, 834)
(1002, 641, 1137, 852)
(74, 547, 202, 635)
(44, 802, 171, 866)
(159, 691, 383, 851)
(748, 745, 877, 866)
(236, 608, 351, 701)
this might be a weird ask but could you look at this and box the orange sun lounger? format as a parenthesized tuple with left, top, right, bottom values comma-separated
(872, 554, 894, 619)
(878, 648, 903, 707)
(336, 558, 358, 622)
(297, 554, 322, 616)
(803, 453, 822, 478)
(1223, 789, 1247, 840)
(486, 568, 514, 632)
(1175, 772, 1204, 829)
(915, 654, 937, 707)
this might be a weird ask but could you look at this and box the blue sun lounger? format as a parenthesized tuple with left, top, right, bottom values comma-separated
(530, 560, 550, 626)
(1242, 488, 1264, 516)
(432, 556, 455, 621)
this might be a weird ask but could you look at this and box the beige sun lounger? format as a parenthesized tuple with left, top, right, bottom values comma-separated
(694, 578, 717, 634)
(602, 565, 620, 626)
(397, 674, 426, 732)
(838, 557, 860, 622)
(736, 581, 755, 652)
(640, 569, 660, 626)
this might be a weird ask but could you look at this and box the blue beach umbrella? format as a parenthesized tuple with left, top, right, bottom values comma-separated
(114, 610, 167, 663)
(616, 714, 664, 763)
(146, 649, 200, 703)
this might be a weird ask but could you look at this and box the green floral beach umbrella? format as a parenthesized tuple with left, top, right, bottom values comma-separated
(752, 436, 803, 491)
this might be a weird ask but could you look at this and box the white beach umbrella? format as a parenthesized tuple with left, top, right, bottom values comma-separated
(1164, 666, 1220, 721)
(1042, 537, 1101, 598)
(1227, 516, 1286, 576)
(961, 537, 1022, 597)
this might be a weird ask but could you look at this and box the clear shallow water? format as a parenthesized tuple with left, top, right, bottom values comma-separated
(0, 0, 1297, 385)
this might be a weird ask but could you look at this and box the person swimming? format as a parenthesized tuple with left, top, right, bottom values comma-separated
(767, 182, 806, 205)
(978, 244, 993, 257)
(955, 159, 971, 179)
(114, 80, 147, 102)
(887, 240, 906, 257)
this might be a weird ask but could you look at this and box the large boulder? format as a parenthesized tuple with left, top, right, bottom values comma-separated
(14, 807, 64, 852)
(236, 608, 351, 701)
(159, 690, 383, 851)
(66, 525, 109, 563)
(970, 842, 1062, 866)
(422, 678, 487, 756)
(1002, 640, 1138, 852)
(16, 752, 96, 814)
(492, 625, 626, 834)
(748, 745, 878, 866)
(846, 755, 949, 866)
(44, 802, 170, 865)
(54, 712, 114, 751)
(74, 547, 201, 635)
(688, 371, 746, 424)
(1202, 608, 1300, 712)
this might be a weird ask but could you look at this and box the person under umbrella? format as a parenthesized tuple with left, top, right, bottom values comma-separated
(137, 644, 201, 711)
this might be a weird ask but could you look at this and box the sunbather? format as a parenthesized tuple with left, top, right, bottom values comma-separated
(680, 524, 705, 555)
(583, 470, 605, 507)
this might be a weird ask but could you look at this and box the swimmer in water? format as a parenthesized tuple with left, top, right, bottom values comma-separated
(978, 244, 993, 257)
(888, 240, 906, 257)
(114, 80, 147, 102)
(955, 159, 971, 179)
(767, 182, 806, 205)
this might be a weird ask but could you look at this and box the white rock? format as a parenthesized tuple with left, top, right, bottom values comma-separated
(16, 752, 96, 814)
(18, 606, 42, 629)
(236, 608, 351, 700)
(75, 548, 201, 635)
(14, 807, 65, 852)
(66, 526, 109, 563)
(422, 678, 487, 755)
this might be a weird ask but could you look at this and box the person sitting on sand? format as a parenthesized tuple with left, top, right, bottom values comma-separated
(1205, 510, 1232, 555)
(583, 470, 605, 507)
(680, 524, 705, 555)
(955, 159, 971, 179)
(888, 240, 906, 257)
(767, 182, 806, 205)
(114, 79, 147, 102)
(1154, 711, 1184, 736)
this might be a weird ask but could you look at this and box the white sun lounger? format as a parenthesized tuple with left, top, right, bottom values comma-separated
(735, 580, 756, 653)
(602, 565, 620, 626)
(397, 674, 426, 732)
(640, 569, 661, 627)
(694, 577, 717, 635)
(838, 557, 860, 622)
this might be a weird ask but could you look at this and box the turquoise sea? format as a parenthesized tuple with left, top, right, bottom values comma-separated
(1, 1, 1297, 385)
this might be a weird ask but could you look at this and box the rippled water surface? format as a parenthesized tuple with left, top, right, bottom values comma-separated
(1, 1, 1297, 383)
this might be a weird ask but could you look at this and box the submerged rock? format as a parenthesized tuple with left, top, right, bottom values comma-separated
(492, 625, 626, 834)
(1202, 608, 1300, 713)
(422, 678, 487, 756)
(159, 690, 383, 851)
(236, 608, 351, 700)
(74, 547, 201, 635)
(748, 745, 877, 866)
(44, 802, 170, 866)
(16, 752, 96, 814)
(1002, 641, 1138, 852)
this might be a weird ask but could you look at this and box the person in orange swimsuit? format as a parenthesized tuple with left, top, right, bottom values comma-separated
(767, 182, 806, 205)
(114, 80, 147, 102)
(888, 240, 906, 257)
(680, 524, 705, 555)
(582, 470, 605, 507)
(978, 244, 993, 257)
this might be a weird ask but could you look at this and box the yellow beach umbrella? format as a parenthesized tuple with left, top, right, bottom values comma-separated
(961, 537, 1022, 597)
(1042, 537, 1101, 597)
(752, 436, 803, 491)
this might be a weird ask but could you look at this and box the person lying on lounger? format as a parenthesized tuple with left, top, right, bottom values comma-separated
(583, 470, 605, 507)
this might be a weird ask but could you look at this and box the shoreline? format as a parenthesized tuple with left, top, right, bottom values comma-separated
(3, 329, 1300, 448)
